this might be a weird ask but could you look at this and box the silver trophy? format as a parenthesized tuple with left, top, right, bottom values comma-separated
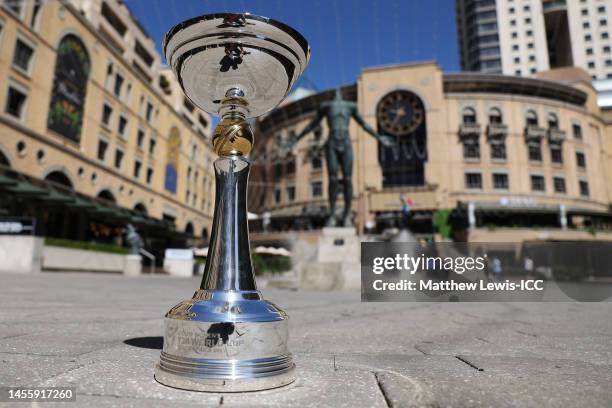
(155, 13, 310, 392)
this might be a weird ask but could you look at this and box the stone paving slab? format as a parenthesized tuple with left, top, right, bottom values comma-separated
(0, 272, 611, 407)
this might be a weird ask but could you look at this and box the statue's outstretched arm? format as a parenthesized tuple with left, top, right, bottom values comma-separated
(352, 107, 395, 147)
(352, 108, 380, 138)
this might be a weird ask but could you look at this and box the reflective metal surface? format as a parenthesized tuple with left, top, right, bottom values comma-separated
(157, 15, 308, 389)
(163, 13, 310, 118)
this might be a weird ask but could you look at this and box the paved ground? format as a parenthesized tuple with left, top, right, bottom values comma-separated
(1, 272, 611, 407)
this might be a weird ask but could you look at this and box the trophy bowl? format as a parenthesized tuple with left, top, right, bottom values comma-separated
(155, 13, 309, 392)
(163, 13, 310, 118)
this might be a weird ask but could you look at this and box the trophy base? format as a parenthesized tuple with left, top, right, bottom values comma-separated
(154, 354, 295, 392)
(155, 290, 295, 392)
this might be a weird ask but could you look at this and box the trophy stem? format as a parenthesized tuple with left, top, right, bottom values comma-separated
(201, 155, 256, 291)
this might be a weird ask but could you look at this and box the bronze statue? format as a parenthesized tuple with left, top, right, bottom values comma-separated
(292, 88, 393, 227)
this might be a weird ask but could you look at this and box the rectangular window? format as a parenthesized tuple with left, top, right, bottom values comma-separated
(12, 38, 34, 74)
(114, 148, 124, 169)
(30, 1, 42, 29)
(554, 177, 566, 193)
(311, 181, 322, 197)
(286, 158, 296, 175)
(101, 103, 113, 127)
(4, 85, 27, 119)
(491, 143, 506, 160)
(3, 0, 23, 17)
(117, 115, 128, 137)
(286, 185, 295, 202)
(137, 129, 145, 148)
(463, 140, 480, 160)
(274, 188, 281, 204)
(97, 139, 108, 161)
(465, 172, 482, 189)
(576, 151, 586, 169)
(114, 73, 124, 98)
(133, 160, 142, 178)
(530, 175, 545, 192)
(579, 180, 590, 197)
(146, 167, 153, 184)
(274, 163, 283, 180)
(149, 138, 156, 155)
(134, 40, 154, 66)
(101, 2, 127, 36)
(528, 143, 542, 162)
(550, 145, 563, 164)
(183, 97, 195, 113)
(146, 102, 153, 122)
(492, 173, 509, 190)
(198, 114, 208, 128)
(311, 156, 322, 169)
(572, 123, 582, 140)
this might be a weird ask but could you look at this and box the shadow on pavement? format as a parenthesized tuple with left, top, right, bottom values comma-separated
(124, 336, 163, 349)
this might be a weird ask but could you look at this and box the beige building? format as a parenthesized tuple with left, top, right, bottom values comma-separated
(253, 61, 612, 241)
(457, 0, 612, 80)
(0, 0, 215, 247)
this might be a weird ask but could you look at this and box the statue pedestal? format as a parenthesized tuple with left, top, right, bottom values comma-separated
(123, 254, 142, 277)
(300, 227, 360, 290)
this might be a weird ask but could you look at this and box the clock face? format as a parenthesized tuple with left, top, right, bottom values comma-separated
(377, 91, 424, 136)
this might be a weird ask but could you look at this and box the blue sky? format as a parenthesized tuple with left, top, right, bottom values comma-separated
(126, 0, 460, 91)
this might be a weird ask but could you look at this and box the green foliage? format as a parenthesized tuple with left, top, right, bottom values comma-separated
(251, 253, 291, 276)
(159, 74, 170, 91)
(433, 209, 452, 239)
(45, 237, 129, 254)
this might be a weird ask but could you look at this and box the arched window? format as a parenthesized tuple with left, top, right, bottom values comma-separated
(0, 149, 10, 168)
(547, 113, 559, 129)
(134, 202, 147, 214)
(97, 189, 116, 203)
(462, 107, 477, 124)
(45, 171, 73, 189)
(488, 107, 502, 124)
(525, 110, 538, 127)
(185, 222, 194, 236)
(47, 34, 90, 144)
(201, 227, 209, 240)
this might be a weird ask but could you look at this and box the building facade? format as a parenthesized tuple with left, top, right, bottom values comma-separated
(253, 61, 612, 242)
(0, 0, 215, 248)
(456, 0, 612, 80)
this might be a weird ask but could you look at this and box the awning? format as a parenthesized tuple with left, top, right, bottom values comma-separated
(4, 180, 49, 197)
(40, 189, 75, 204)
(66, 196, 96, 210)
(0, 174, 18, 187)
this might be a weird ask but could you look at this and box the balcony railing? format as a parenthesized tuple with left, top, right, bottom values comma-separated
(524, 125, 547, 141)
(459, 123, 481, 138)
(487, 123, 508, 138)
(548, 128, 566, 144)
